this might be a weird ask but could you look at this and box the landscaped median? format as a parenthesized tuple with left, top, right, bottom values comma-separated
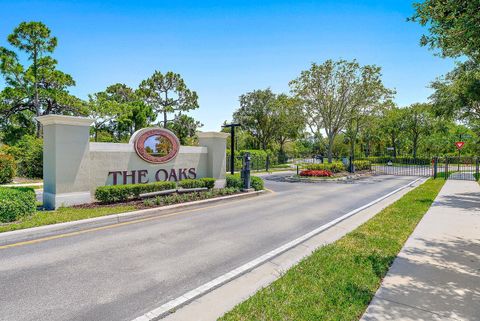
(220, 178, 445, 321)
(295, 160, 372, 180)
(0, 175, 264, 233)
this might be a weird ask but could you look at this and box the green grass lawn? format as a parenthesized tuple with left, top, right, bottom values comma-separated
(220, 178, 445, 321)
(0, 184, 43, 189)
(0, 205, 135, 233)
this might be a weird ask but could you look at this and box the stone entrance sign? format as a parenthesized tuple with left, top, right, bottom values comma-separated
(37, 115, 229, 209)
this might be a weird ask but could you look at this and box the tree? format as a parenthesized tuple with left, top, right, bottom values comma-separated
(357, 114, 383, 157)
(344, 65, 393, 159)
(88, 84, 156, 142)
(88, 85, 125, 142)
(430, 60, 480, 126)
(233, 89, 279, 150)
(379, 106, 405, 158)
(167, 114, 203, 145)
(138, 71, 199, 128)
(403, 103, 434, 158)
(409, 0, 480, 61)
(273, 95, 305, 163)
(290, 60, 391, 162)
(116, 101, 155, 138)
(0, 22, 80, 137)
(7, 22, 57, 120)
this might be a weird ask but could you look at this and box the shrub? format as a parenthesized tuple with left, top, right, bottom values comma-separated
(178, 179, 205, 189)
(353, 160, 372, 171)
(143, 187, 239, 207)
(0, 187, 36, 223)
(226, 174, 264, 191)
(95, 181, 176, 203)
(199, 177, 216, 189)
(305, 162, 345, 173)
(250, 176, 264, 191)
(270, 164, 291, 169)
(2, 136, 44, 178)
(226, 149, 243, 171)
(0, 154, 16, 184)
(299, 170, 333, 177)
(226, 174, 243, 190)
(178, 177, 216, 189)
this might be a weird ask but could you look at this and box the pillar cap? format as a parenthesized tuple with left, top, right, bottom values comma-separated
(197, 131, 229, 139)
(36, 115, 94, 127)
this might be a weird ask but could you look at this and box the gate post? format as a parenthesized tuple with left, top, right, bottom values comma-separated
(445, 157, 449, 180)
(476, 157, 479, 181)
(433, 157, 438, 179)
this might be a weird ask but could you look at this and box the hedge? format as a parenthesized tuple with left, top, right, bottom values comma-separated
(365, 156, 431, 165)
(0, 154, 16, 184)
(353, 160, 372, 171)
(0, 187, 36, 223)
(305, 162, 345, 173)
(95, 181, 176, 203)
(178, 178, 216, 189)
(226, 149, 274, 171)
(226, 174, 264, 191)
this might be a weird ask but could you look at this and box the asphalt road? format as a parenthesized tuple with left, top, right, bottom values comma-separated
(0, 174, 418, 321)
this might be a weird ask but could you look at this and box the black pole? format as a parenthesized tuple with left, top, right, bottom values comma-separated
(230, 126, 235, 175)
(222, 123, 241, 175)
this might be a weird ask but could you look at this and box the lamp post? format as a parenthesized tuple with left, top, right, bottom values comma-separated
(222, 123, 241, 175)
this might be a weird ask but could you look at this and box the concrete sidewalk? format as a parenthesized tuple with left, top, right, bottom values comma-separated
(362, 179, 480, 321)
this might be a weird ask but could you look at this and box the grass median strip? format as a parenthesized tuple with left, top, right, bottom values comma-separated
(220, 178, 445, 321)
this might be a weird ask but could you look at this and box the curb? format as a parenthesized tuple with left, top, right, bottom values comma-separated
(0, 190, 266, 246)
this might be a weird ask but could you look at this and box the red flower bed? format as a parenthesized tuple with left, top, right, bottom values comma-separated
(299, 169, 334, 177)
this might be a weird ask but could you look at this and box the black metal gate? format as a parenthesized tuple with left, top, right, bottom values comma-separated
(364, 157, 433, 177)
(441, 156, 479, 181)
(358, 156, 479, 181)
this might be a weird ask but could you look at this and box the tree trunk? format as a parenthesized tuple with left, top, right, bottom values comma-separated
(163, 111, 168, 128)
(391, 135, 397, 158)
(350, 139, 355, 160)
(278, 140, 286, 163)
(34, 50, 41, 138)
(413, 135, 418, 159)
(327, 134, 334, 163)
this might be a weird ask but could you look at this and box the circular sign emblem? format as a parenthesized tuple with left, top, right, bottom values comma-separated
(134, 128, 180, 164)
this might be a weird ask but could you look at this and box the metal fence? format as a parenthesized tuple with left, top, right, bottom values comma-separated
(227, 154, 480, 181)
(360, 156, 479, 181)
(359, 157, 433, 177)
(440, 156, 479, 181)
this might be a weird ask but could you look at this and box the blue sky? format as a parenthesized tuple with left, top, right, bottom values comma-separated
(0, 0, 455, 131)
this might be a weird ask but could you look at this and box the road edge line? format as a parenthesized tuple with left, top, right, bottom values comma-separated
(132, 177, 425, 321)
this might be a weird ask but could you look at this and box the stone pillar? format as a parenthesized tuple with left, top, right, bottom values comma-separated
(36, 115, 94, 209)
(197, 132, 229, 181)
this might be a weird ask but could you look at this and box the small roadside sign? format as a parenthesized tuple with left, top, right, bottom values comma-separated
(455, 142, 465, 150)
(386, 147, 394, 151)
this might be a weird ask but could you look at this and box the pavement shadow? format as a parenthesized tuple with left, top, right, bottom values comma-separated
(433, 191, 480, 211)
(367, 237, 480, 320)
